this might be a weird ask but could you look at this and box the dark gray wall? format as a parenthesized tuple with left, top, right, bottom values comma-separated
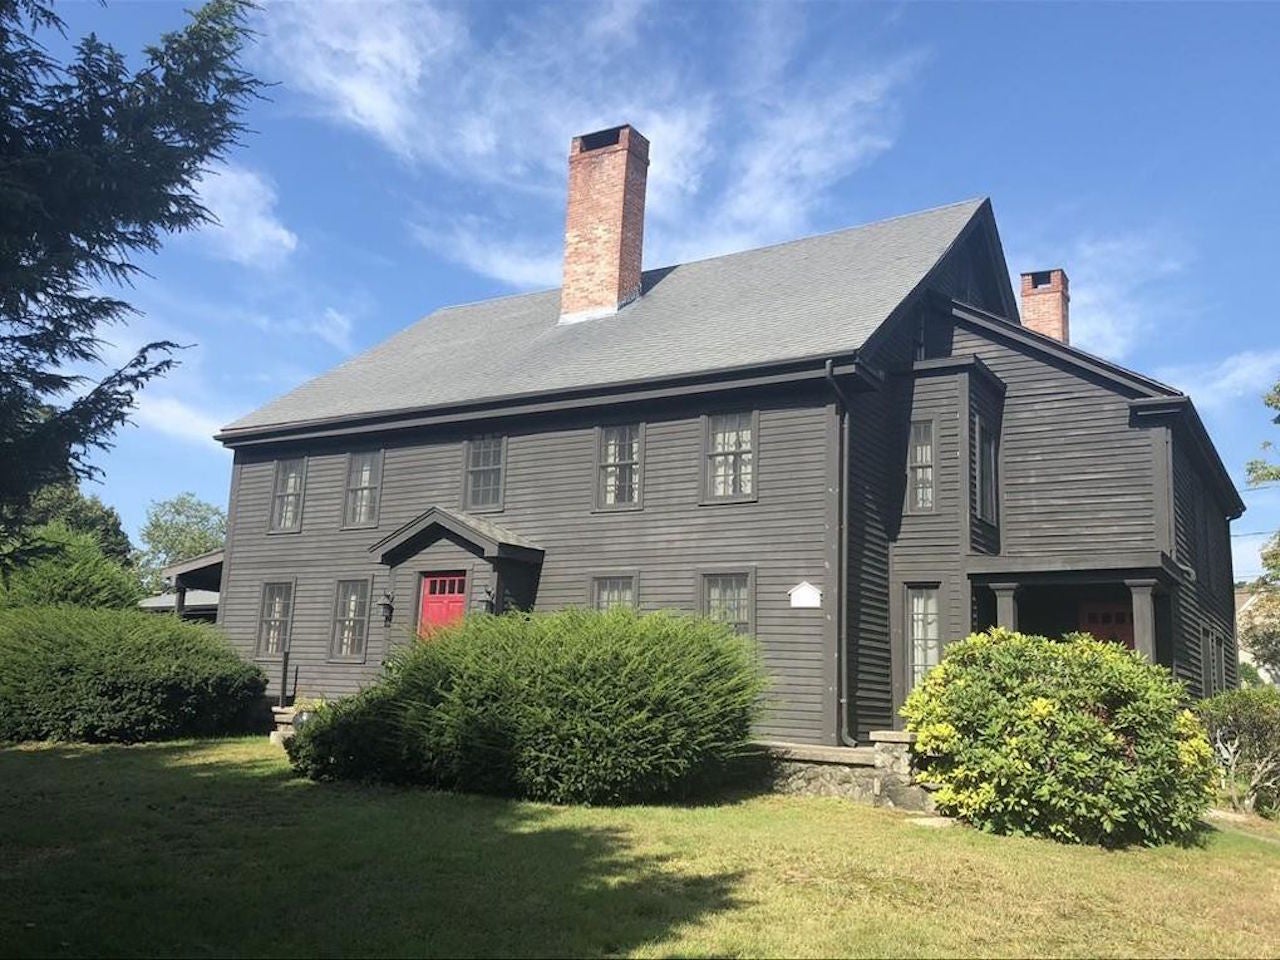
(220, 385, 837, 743)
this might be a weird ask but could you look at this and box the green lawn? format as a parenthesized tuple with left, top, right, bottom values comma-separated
(2, 738, 1278, 958)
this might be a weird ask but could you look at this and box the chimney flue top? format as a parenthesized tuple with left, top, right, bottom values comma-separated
(1019, 268, 1070, 344)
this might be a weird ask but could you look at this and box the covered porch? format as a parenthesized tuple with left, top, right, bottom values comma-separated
(969, 556, 1179, 664)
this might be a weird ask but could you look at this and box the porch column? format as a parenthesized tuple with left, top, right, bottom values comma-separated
(990, 582, 1019, 630)
(1126, 579, 1158, 661)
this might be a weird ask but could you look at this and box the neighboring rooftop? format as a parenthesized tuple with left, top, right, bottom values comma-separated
(221, 198, 988, 436)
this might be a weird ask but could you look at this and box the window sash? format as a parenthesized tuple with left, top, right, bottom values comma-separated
(592, 576, 635, 610)
(257, 582, 293, 656)
(908, 421, 934, 511)
(703, 573, 751, 635)
(706, 413, 754, 499)
(344, 452, 382, 526)
(270, 459, 305, 531)
(466, 437, 504, 509)
(976, 422, 998, 522)
(908, 587, 941, 687)
(598, 425, 641, 506)
(331, 580, 371, 659)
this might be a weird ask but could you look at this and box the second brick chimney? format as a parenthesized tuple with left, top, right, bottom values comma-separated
(1020, 268, 1070, 343)
(559, 125, 649, 324)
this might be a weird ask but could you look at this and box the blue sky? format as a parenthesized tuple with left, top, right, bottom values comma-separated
(53, 1, 1279, 577)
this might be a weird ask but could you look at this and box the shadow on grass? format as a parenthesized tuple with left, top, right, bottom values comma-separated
(0, 739, 745, 958)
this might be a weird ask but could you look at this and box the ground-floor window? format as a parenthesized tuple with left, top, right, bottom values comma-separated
(908, 585, 941, 687)
(592, 575, 636, 610)
(256, 582, 293, 657)
(330, 579, 371, 659)
(701, 570, 754, 635)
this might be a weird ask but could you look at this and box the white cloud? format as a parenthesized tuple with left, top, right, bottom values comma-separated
(1232, 530, 1273, 581)
(1155, 349, 1280, 411)
(246, 305, 357, 354)
(258, 2, 922, 288)
(195, 163, 298, 269)
(131, 395, 232, 449)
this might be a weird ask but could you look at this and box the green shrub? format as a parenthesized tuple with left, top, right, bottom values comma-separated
(1198, 686, 1280, 817)
(0, 606, 266, 743)
(902, 629, 1214, 847)
(0, 522, 141, 609)
(284, 686, 412, 783)
(288, 608, 768, 804)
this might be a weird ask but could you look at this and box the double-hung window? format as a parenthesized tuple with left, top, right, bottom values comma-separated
(256, 582, 293, 657)
(344, 451, 383, 527)
(975, 420, 998, 523)
(270, 458, 306, 532)
(907, 585, 941, 687)
(701, 571, 754, 635)
(331, 579, 371, 660)
(464, 436, 505, 511)
(597, 424, 642, 509)
(908, 421, 935, 512)
(704, 412, 756, 502)
(592, 575, 636, 610)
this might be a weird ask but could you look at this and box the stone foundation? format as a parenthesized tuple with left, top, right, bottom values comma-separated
(763, 731, 935, 812)
(268, 706, 295, 747)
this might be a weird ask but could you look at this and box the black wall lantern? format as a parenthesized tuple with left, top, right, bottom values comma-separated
(377, 591, 395, 626)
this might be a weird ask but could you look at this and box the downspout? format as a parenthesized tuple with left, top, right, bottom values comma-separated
(824, 358, 859, 746)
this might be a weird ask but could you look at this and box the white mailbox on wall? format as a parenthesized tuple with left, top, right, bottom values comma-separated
(788, 581, 822, 609)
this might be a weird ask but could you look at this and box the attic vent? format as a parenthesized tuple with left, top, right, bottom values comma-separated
(579, 126, 623, 151)
(1030, 270, 1053, 288)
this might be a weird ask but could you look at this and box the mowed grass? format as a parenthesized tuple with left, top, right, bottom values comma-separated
(2, 738, 1279, 958)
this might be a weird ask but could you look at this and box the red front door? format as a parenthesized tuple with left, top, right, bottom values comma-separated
(1078, 601, 1135, 649)
(419, 572, 468, 635)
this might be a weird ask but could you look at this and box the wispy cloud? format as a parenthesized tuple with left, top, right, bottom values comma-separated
(1156, 349, 1280, 411)
(258, 2, 922, 288)
(131, 395, 233, 449)
(1233, 530, 1273, 580)
(194, 163, 298, 269)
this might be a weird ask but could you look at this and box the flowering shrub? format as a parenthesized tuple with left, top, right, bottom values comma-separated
(902, 629, 1214, 846)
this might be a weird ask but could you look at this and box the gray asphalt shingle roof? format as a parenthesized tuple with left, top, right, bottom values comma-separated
(223, 198, 986, 434)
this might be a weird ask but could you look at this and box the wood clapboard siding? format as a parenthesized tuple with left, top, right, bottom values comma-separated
(950, 323, 1158, 558)
(220, 386, 834, 742)
(968, 377, 1003, 555)
(1169, 438, 1237, 694)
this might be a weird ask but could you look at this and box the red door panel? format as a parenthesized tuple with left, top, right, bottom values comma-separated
(1078, 601, 1135, 649)
(419, 572, 468, 635)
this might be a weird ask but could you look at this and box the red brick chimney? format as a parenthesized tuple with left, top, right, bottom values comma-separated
(559, 125, 649, 324)
(1019, 269, 1070, 343)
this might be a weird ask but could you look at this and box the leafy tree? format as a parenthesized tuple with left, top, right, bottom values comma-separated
(0, 522, 141, 609)
(1246, 379, 1280, 486)
(1239, 661, 1266, 689)
(136, 492, 225, 592)
(26, 484, 132, 564)
(0, 0, 261, 572)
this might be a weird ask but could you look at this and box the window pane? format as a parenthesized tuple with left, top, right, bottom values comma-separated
(706, 414, 754, 499)
(705, 573, 750, 634)
(593, 576, 635, 610)
(908, 587, 940, 687)
(909, 421, 934, 511)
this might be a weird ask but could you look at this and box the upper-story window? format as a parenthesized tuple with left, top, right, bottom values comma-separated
(269, 458, 306, 532)
(703, 411, 757, 503)
(596, 424, 643, 509)
(464, 435, 505, 512)
(975, 419, 998, 523)
(908, 421, 935, 512)
(344, 451, 383, 528)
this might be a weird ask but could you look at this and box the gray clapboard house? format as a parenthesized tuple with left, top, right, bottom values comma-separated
(214, 124, 1242, 745)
